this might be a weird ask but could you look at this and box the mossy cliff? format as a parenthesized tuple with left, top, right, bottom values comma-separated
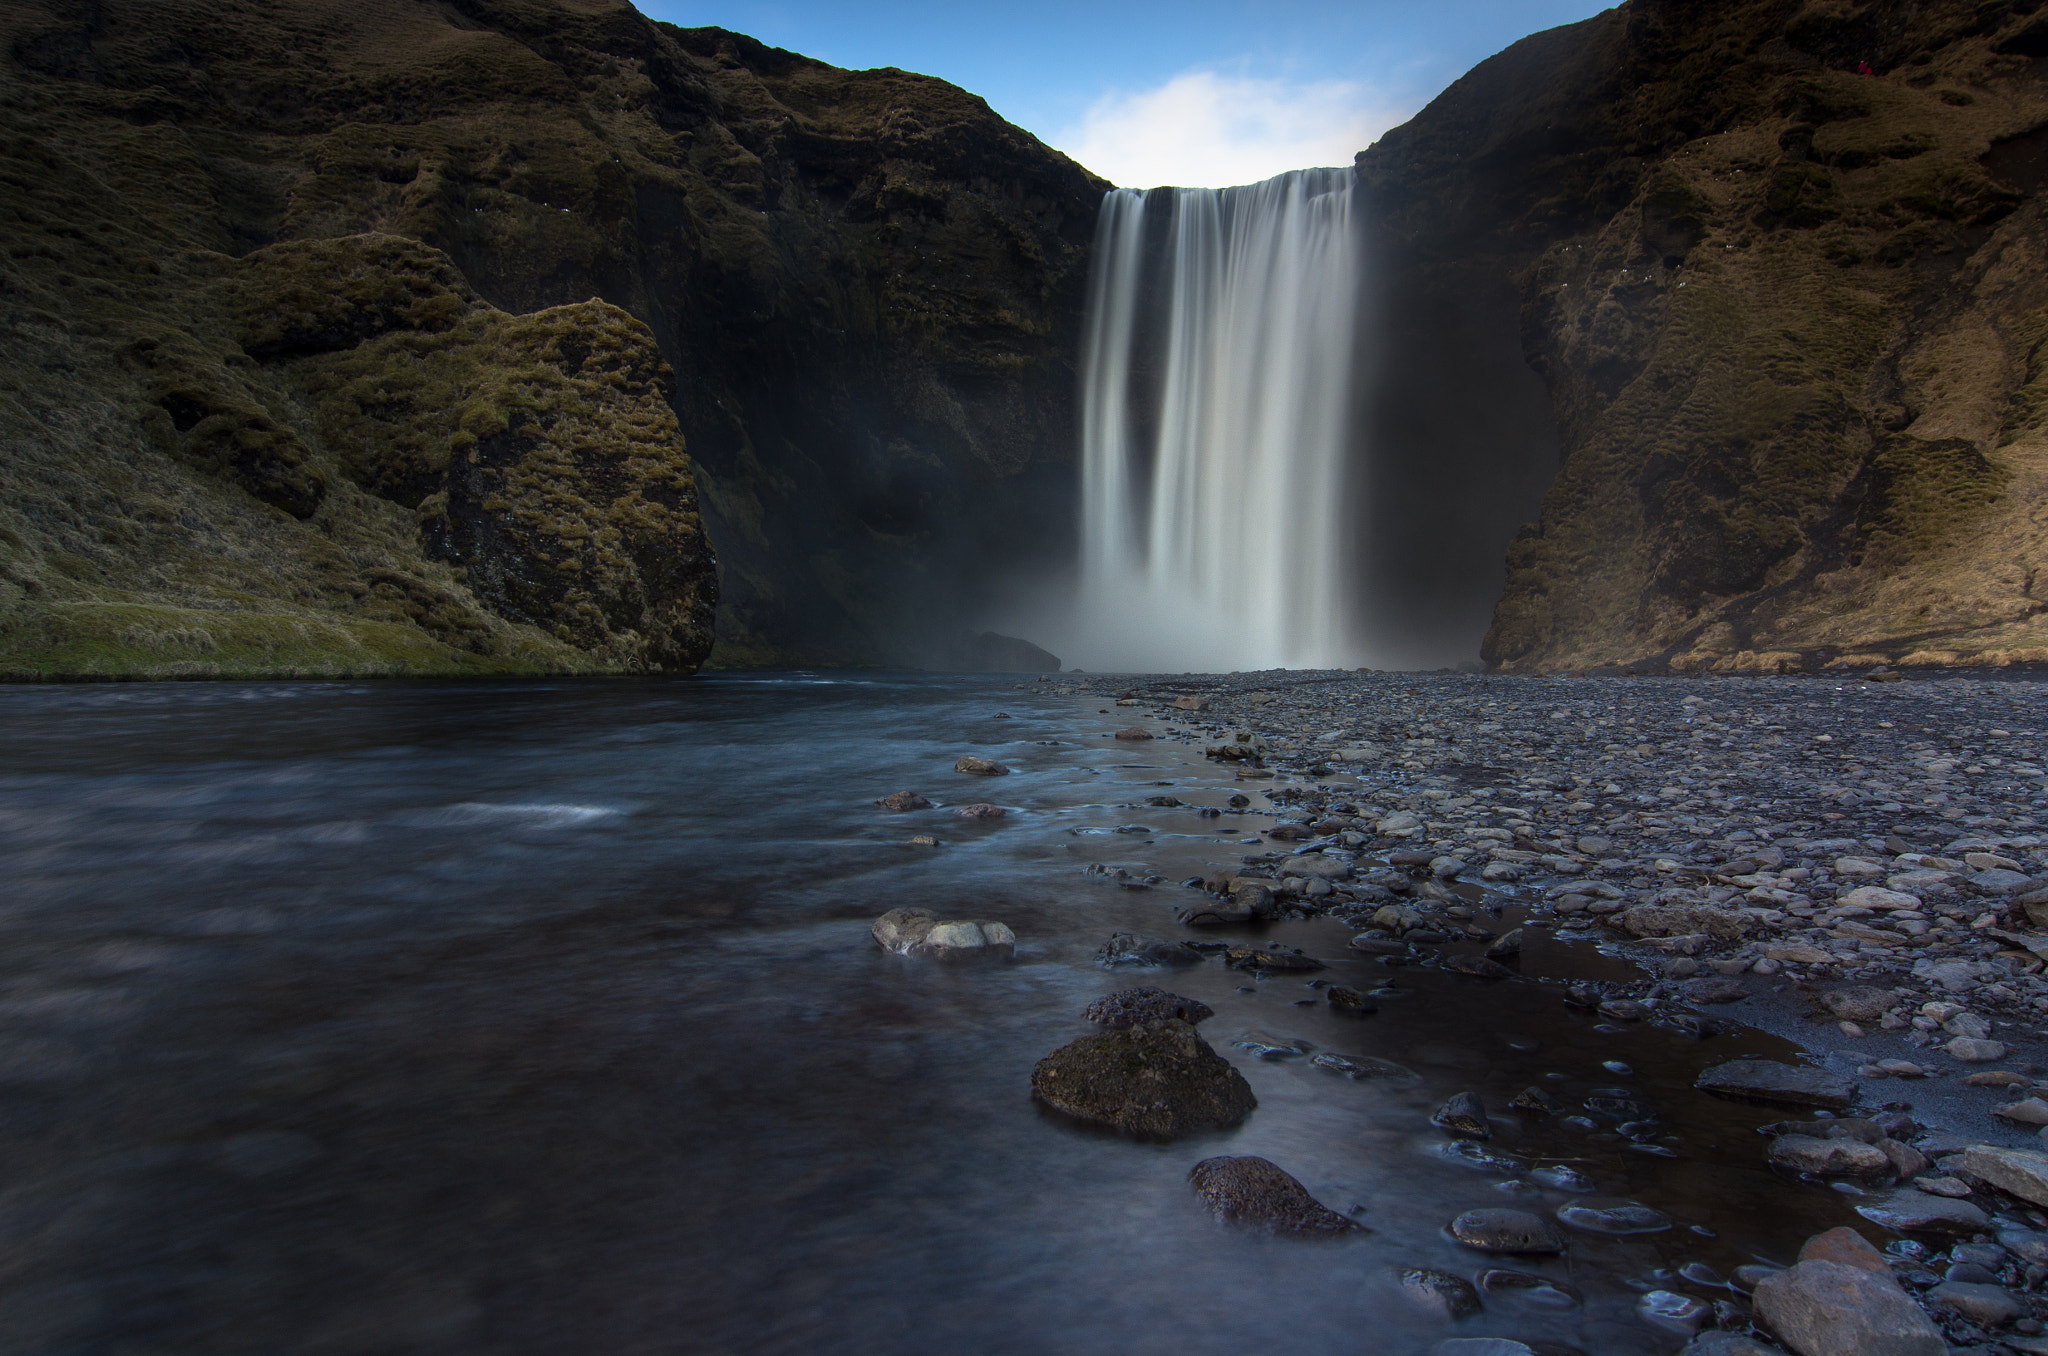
(0, 0, 1100, 677)
(1361, 0, 2048, 674)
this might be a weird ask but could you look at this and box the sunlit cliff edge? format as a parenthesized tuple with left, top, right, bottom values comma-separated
(1362, 0, 2048, 675)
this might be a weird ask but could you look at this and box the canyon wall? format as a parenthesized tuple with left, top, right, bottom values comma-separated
(1361, 0, 2048, 674)
(0, 0, 1101, 677)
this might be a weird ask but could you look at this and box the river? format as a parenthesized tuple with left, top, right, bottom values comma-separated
(0, 674, 1871, 1354)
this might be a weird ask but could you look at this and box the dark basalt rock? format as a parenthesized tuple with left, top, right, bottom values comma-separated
(875, 791, 932, 811)
(1187, 1156, 1359, 1236)
(1096, 933, 1205, 967)
(1450, 1208, 1566, 1255)
(1433, 1091, 1492, 1140)
(1223, 946, 1324, 973)
(1029, 1019, 1255, 1139)
(1083, 987, 1214, 1028)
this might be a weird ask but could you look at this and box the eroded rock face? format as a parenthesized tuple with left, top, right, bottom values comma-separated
(1358, 1, 2048, 675)
(1187, 1156, 1358, 1236)
(1029, 1019, 1256, 1139)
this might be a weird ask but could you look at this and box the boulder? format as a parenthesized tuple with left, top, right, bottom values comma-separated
(875, 791, 932, 811)
(871, 907, 1015, 959)
(1187, 1156, 1358, 1236)
(1083, 987, 1213, 1027)
(1945, 1036, 2008, 1063)
(1096, 932, 1205, 966)
(1397, 1267, 1482, 1319)
(1768, 1135, 1893, 1180)
(1029, 1019, 1256, 1139)
(955, 802, 1006, 820)
(1926, 1280, 2024, 1326)
(1751, 1259, 1944, 1356)
(1113, 727, 1154, 741)
(954, 755, 1009, 776)
(1958, 1145, 2048, 1207)
(1696, 1059, 1855, 1110)
(1449, 1208, 1565, 1254)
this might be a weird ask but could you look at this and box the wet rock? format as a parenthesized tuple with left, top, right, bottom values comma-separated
(955, 802, 1006, 821)
(1311, 1052, 1416, 1081)
(1177, 898, 1255, 927)
(1598, 998, 1648, 1020)
(1449, 1208, 1565, 1255)
(1397, 1266, 1482, 1319)
(1639, 1289, 1711, 1335)
(1083, 987, 1214, 1027)
(1349, 934, 1412, 955)
(1444, 954, 1514, 979)
(1820, 987, 1895, 1024)
(1478, 1269, 1582, 1310)
(1554, 1199, 1673, 1235)
(871, 907, 1016, 959)
(1432, 1091, 1492, 1140)
(1958, 1145, 2048, 1207)
(1769, 1135, 1895, 1180)
(1853, 1190, 1990, 1236)
(1187, 1155, 1359, 1236)
(908, 833, 941, 847)
(1113, 727, 1154, 741)
(1029, 1019, 1255, 1139)
(1223, 946, 1323, 973)
(1232, 1030, 1311, 1060)
(954, 755, 1009, 776)
(1798, 1226, 1891, 1276)
(1696, 1059, 1855, 1110)
(1678, 1336, 1790, 1356)
(1926, 1280, 2023, 1327)
(1326, 986, 1377, 1014)
(1751, 1259, 1944, 1356)
(1097, 932, 1205, 966)
(1230, 880, 1277, 916)
(1510, 1086, 1562, 1115)
(875, 791, 932, 810)
(1689, 976, 1750, 1003)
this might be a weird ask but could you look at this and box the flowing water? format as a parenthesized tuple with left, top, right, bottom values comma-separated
(0, 676, 1871, 1355)
(1072, 170, 1364, 673)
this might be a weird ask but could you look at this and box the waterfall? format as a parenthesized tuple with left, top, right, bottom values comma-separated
(1072, 168, 1363, 673)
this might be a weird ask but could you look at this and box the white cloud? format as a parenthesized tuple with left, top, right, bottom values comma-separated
(1052, 68, 1415, 190)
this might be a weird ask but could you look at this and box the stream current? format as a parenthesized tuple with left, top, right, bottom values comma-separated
(0, 675, 1873, 1354)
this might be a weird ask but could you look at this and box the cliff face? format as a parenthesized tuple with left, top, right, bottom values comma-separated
(1361, 0, 2048, 674)
(0, 0, 1101, 677)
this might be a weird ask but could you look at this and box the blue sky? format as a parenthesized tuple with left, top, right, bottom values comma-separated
(635, 0, 1614, 188)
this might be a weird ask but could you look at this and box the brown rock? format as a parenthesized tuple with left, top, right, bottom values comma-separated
(1029, 1019, 1256, 1139)
(1113, 727, 1154, 741)
(1796, 1226, 1890, 1277)
(875, 791, 932, 811)
(953, 755, 1009, 776)
(1751, 1260, 1944, 1356)
(955, 802, 1006, 821)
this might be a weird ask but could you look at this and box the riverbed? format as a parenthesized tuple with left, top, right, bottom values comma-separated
(0, 674, 1969, 1354)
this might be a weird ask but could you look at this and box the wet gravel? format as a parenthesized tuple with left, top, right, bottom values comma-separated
(1023, 666, 2048, 1353)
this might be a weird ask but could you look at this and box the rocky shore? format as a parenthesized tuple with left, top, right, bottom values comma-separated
(1006, 666, 2048, 1354)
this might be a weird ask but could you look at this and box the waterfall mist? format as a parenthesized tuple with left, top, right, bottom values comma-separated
(1065, 170, 1364, 673)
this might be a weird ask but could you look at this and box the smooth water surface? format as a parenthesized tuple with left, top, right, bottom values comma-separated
(0, 675, 1865, 1354)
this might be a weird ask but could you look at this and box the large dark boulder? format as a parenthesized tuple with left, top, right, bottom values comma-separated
(1029, 1019, 1255, 1139)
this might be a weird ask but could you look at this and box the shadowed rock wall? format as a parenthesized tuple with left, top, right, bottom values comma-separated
(0, 0, 1102, 676)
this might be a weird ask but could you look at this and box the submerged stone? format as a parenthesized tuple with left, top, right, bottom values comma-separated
(1432, 1091, 1492, 1140)
(1082, 986, 1213, 1028)
(871, 907, 1015, 959)
(1449, 1208, 1564, 1255)
(1555, 1200, 1672, 1235)
(1096, 932, 1205, 966)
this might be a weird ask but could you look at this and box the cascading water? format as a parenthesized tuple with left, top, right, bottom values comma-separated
(1072, 168, 1364, 672)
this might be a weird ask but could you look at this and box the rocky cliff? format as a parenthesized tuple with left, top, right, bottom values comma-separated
(1360, 0, 2048, 674)
(0, 0, 1101, 677)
